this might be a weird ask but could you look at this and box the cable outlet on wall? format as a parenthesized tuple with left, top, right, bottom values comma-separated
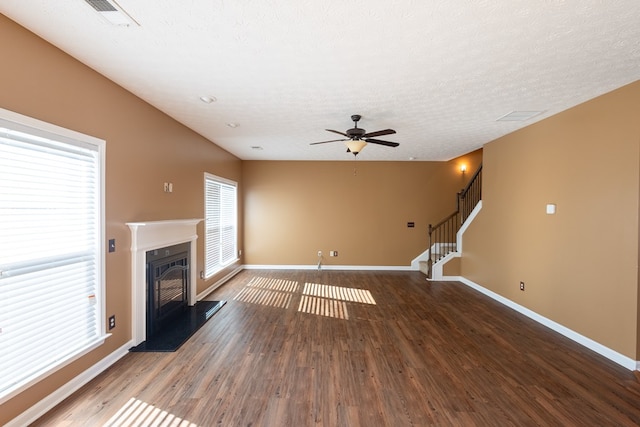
(520, 281, 525, 291)
(318, 251, 322, 257)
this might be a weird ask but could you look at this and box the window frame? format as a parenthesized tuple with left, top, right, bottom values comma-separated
(204, 173, 238, 278)
(0, 108, 107, 404)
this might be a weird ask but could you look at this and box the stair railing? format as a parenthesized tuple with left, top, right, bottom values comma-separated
(459, 164, 482, 223)
(427, 164, 482, 278)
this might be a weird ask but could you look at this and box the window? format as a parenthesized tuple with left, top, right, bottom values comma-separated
(204, 173, 237, 278)
(0, 108, 106, 403)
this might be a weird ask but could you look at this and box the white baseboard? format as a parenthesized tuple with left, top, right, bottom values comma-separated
(197, 265, 244, 300)
(242, 264, 413, 271)
(452, 276, 638, 371)
(7, 341, 133, 427)
(429, 275, 462, 282)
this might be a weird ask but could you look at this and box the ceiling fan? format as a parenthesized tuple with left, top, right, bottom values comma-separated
(310, 114, 400, 156)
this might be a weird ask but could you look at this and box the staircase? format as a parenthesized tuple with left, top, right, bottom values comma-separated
(422, 164, 482, 279)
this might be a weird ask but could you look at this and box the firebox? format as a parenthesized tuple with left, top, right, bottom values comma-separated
(145, 242, 190, 337)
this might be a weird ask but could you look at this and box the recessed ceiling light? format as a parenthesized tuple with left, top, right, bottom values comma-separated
(199, 96, 216, 104)
(409, 156, 416, 160)
(496, 111, 544, 121)
(251, 146, 263, 150)
(226, 123, 239, 128)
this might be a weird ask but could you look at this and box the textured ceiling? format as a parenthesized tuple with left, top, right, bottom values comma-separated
(2, 1, 640, 161)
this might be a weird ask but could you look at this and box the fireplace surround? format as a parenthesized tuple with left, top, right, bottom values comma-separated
(127, 219, 202, 345)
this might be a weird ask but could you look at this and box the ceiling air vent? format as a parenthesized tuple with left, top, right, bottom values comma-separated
(85, 0, 117, 12)
(84, 0, 138, 26)
(496, 111, 544, 122)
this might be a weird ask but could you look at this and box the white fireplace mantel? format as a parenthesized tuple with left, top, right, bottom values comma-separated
(127, 219, 202, 345)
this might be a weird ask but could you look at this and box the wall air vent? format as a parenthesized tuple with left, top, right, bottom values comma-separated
(84, 0, 138, 26)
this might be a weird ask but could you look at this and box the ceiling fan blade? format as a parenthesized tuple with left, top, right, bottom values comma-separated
(310, 138, 347, 145)
(364, 138, 400, 147)
(326, 129, 349, 137)
(362, 129, 396, 138)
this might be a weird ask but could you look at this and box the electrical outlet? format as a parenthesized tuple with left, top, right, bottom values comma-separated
(108, 315, 116, 330)
(330, 250, 338, 257)
(108, 238, 116, 253)
(520, 281, 525, 291)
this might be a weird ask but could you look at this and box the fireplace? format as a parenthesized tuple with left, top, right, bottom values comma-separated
(127, 219, 202, 345)
(146, 242, 190, 337)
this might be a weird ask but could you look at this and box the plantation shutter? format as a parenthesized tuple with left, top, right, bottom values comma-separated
(204, 174, 237, 277)
(0, 116, 104, 400)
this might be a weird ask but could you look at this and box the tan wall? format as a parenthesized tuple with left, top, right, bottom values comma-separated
(242, 151, 481, 267)
(461, 81, 640, 359)
(0, 15, 242, 424)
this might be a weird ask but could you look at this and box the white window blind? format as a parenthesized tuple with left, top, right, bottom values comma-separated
(0, 110, 105, 403)
(204, 173, 237, 278)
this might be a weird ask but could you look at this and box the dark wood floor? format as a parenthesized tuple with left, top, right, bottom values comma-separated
(32, 270, 640, 426)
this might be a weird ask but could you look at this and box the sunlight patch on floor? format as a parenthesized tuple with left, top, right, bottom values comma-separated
(234, 277, 376, 318)
(234, 287, 292, 308)
(297, 283, 377, 319)
(233, 276, 299, 308)
(298, 295, 349, 320)
(302, 282, 377, 305)
(244, 275, 299, 292)
(104, 397, 197, 427)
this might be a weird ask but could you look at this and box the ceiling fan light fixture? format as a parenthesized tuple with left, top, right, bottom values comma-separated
(345, 139, 367, 155)
(310, 115, 399, 156)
